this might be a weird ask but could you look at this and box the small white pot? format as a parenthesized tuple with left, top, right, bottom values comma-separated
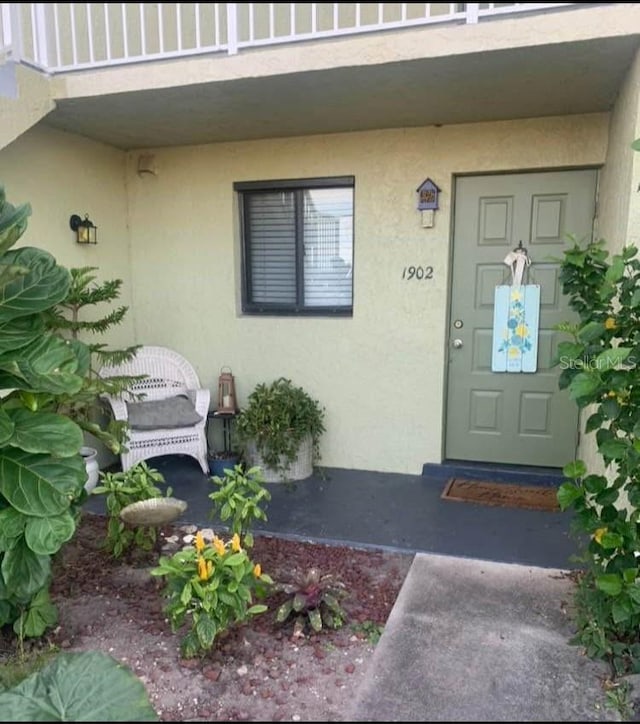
(81, 446, 100, 493)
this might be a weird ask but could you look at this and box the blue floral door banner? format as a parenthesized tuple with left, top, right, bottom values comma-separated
(491, 249, 540, 373)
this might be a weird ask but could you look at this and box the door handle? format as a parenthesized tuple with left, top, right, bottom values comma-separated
(452, 339, 464, 349)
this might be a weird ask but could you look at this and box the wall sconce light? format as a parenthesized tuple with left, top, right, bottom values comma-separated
(69, 213, 97, 244)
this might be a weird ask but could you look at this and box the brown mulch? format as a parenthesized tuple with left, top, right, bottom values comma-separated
(39, 511, 413, 721)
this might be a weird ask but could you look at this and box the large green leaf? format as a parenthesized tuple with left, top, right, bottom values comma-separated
(67, 338, 91, 377)
(628, 584, 640, 605)
(0, 335, 83, 394)
(0, 192, 30, 255)
(0, 406, 15, 445)
(0, 507, 26, 552)
(604, 255, 625, 286)
(0, 564, 8, 596)
(0, 260, 30, 290)
(600, 532, 624, 549)
(0, 651, 158, 721)
(553, 341, 584, 365)
(558, 366, 577, 390)
(0, 449, 85, 517)
(557, 483, 583, 511)
(1, 539, 50, 603)
(596, 487, 619, 506)
(568, 372, 601, 401)
(596, 573, 623, 596)
(612, 596, 633, 624)
(24, 512, 76, 555)
(582, 475, 607, 495)
(599, 438, 629, 461)
(563, 247, 587, 267)
(600, 505, 619, 523)
(0, 315, 44, 356)
(13, 587, 58, 638)
(578, 322, 605, 344)
(600, 399, 621, 420)
(0, 247, 70, 323)
(593, 347, 632, 371)
(6, 408, 83, 457)
(195, 615, 217, 648)
(562, 460, 587, 479)
(0, 599, 13, 628)
(223, 552, 247, 567)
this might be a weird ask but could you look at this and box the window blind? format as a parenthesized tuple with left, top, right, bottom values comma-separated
(238, 177, 354, 315)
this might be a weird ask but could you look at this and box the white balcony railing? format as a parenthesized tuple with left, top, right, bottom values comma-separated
(0, 3, 580, 74)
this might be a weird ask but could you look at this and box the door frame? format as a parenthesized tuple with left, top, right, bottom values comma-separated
(440, 165, 601, 465)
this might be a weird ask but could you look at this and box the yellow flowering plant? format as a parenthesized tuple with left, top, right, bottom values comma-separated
(151, 531, 273, 658)
(555, 233, 640, 675)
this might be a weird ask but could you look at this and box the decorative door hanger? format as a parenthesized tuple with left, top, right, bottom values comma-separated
(491, 244, 540, 373)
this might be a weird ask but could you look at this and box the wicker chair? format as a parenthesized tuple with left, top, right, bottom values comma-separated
(99, 346, 210, 474)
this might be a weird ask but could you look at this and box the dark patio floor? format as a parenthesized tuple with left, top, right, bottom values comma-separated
(85, 455, 583, 570)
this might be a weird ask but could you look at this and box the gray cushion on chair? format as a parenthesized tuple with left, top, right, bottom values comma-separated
(126, 395, 203, 430)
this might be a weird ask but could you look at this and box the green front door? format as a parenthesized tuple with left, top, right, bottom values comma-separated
(445, 169, 598, 467)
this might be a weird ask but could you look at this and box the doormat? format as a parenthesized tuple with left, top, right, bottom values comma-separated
(441, 478, 560, 512)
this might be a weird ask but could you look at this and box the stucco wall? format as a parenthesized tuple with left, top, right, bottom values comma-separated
(598, 49, 640, 253)
(127, 113, 608, 474)
(579, 48, 640, 475)
(0, 64, 54, 151)
(0, 123, 133, 349)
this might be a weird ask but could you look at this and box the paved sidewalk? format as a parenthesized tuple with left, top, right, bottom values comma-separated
(349, 553, 619, 722)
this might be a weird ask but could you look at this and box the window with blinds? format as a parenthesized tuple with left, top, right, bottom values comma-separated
(235, 177, 354, 315)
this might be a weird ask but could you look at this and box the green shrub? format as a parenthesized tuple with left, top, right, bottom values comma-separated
(208, 464, 271, 546)
(556, 235, 640, 675)
(93, 461, 169, 558)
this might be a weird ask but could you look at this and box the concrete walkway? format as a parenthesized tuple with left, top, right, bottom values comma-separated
(349, 553, 619, 722)
(87, 458, 580, 569)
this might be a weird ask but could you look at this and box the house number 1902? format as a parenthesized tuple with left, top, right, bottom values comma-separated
(402, 265, 434, 280)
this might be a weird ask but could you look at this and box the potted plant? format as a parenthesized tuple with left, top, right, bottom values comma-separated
(207, 408, 242, 476)
(208, 450, 241, 478)
(236, 377, 325, 483)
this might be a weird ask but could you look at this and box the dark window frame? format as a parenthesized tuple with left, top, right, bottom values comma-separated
(235, 176, 355, 316)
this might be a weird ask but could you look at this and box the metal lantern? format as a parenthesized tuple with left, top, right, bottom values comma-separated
(217, 366, 237, 413)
